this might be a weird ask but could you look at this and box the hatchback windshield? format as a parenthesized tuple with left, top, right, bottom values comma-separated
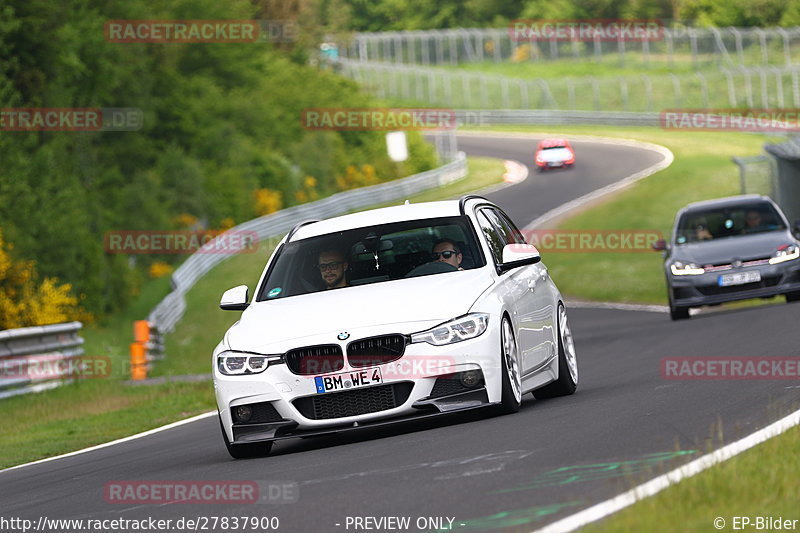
(675, 202, 786, 244)
(257, 217, 484, 301)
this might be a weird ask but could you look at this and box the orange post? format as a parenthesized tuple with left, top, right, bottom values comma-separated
(133, 320, 151, 344)
(130, 342, 147, 380)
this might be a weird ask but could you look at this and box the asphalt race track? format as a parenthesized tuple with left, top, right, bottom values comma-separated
(2, 134, 799, 533)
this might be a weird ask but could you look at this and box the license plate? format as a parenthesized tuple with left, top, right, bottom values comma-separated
(718, 270, 761, 287)
(314, 368, 382, 394)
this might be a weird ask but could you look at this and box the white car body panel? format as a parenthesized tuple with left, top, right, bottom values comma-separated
(214, 197, 571, 447)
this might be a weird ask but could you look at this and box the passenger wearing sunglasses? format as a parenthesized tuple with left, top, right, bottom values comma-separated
(317, 249, 349, 289)
(431, 239, 463, 270)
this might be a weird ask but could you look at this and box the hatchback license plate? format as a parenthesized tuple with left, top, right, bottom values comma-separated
(718, 270, 761, 287)
(314, 368, 382, 394)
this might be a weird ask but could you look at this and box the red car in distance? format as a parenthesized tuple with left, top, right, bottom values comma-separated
(535, 138, 575, 171)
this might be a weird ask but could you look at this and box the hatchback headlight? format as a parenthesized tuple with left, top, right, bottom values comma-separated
(769, 244, 799, 264)
(410, 313, 489, 346)
(217, 351, 282, 375)
(670, 261, 704, 276)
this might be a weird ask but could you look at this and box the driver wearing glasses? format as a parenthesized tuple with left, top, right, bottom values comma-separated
(431, 239, 464, 270)
(317, 249, 349, 289)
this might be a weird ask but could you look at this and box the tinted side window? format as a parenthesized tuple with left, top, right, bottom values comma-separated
(490, 208, 526, 244)
(482, 208, 523, 247)
(476, 211, 504, 264)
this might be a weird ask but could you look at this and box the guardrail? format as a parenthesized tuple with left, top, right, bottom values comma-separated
(0, 322, 85, 399)
(144, 153, 468, 357)
(453, 109, 663, 126)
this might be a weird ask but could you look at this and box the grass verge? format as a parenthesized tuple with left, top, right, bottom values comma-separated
(585, 423, 800, 532)
(0, 156, 505, 469)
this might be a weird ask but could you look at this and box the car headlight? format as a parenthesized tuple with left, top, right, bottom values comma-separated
(769, 244, 799, 264)
(217, 350, 282, 375)
(670, 261, 705, 276)
(410, 313, 489, 346)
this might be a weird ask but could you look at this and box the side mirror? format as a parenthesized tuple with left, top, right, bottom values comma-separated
(220, 285, 249, 311)
(498, 243, 541, 273)
(652, 239, 668, 251)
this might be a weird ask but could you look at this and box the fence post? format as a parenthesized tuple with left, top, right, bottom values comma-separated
(619, 77, 629, 111)
(665, 29, 674, 68)
(641, 74, 653, 111)
(759, 69, 769, 108)
(669, 73, 682, 108)
(696, 72, 709, 108)
(689, 28, 698, 69)
(732, 27, 744, 66)
(519, 79, 529, 109)
(724, 69, 737, 107)
(773, 67, 785, 109)
(130, 320, 150, 381)
(778, 28, 791, 68)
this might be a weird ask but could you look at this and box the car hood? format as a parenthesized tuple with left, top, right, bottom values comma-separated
(672, 231, 794, 265)
(225, 269, 493, 352)
(538, 148, 572, 162)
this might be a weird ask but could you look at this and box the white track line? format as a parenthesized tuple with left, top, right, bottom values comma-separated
(0, 411, 215, 475)
(565, 300, 668, 314)
(531, 407, 800, 533)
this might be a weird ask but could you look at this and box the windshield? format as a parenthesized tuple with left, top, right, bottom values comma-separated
(256, 216, 484, 301)
(675, 202, 786, 244)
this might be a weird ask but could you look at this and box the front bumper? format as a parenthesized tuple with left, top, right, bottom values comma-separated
(215, 329, 502, 444)
(669, 261, 800, 307)
(231, 387, 490, 444)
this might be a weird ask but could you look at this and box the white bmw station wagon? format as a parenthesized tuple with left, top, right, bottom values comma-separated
(214, 195, 578, 458)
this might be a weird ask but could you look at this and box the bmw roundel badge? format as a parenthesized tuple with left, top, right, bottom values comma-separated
(337, 331, 350, 340)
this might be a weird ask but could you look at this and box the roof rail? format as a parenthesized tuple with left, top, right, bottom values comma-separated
(458, 195, 491, 216)
(286, 220, 319, 242)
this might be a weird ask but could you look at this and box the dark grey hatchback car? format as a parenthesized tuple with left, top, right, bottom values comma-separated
(654, 195, 800, 320)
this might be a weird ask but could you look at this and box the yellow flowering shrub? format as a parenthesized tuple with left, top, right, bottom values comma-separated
(253, 188, 283, 216)
(173, 213, 199, 229)
(511, 44, 531, 62)
(0, 229, 88, 329)
(335, 164, 379, 191)
(148, 261, 173, 279)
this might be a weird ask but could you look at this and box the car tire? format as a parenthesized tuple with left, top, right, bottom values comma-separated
(669, 303, 690, 320)
(219, 414, 273, 459)
(786, 291, 800, 303)
(533, 303, 578, 399)
(498, 316, 522, 414)
(668, 287, 690, 320)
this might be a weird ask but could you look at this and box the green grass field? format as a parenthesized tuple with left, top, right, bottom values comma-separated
(0, 156, 504, 469)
